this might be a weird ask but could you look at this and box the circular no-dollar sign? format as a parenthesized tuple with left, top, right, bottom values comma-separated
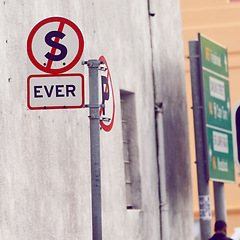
(27, 17, 84, 74)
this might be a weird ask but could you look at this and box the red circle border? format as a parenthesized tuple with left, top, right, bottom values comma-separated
(27, 17, 84, 74)
(99, 56, 115, 132)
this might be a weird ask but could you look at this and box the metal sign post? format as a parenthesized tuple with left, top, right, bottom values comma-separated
(83, 59, 104, 240)
(28, 18, 111, 240)
(189, 40, 212, 240)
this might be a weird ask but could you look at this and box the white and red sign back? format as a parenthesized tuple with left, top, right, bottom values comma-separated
(27, 17, 84, 110)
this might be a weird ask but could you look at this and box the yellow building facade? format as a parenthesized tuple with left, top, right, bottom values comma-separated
(181, 0, 240, 236)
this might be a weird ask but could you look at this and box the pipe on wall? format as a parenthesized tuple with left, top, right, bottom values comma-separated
(155, 103, 169, 240)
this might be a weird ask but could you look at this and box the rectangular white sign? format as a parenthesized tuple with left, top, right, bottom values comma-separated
(27, 74, 84, 110)
(213, 130, 229, 153)
(209, 76, 225, 101)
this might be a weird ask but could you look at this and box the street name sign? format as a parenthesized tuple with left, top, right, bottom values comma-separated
(198, 34, 235, 182)
(27, 17, 85, 110)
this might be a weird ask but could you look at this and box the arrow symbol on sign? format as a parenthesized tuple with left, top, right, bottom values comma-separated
(227, 97, 230, 112)
(224, 54, 228, 73)
(209, 144, 213, 160)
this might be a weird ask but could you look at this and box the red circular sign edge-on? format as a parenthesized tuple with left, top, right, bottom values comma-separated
(99, 56, 115, 132)
(27, 17, 84, 74)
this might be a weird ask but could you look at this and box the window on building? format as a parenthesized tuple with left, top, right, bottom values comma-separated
(120, 90, 142, 209)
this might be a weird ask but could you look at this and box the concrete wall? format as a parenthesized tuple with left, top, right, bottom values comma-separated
(149, 0, 194, 239)
(0, 0, 193, 239)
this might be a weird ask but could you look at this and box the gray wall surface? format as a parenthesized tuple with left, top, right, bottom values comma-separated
(0, 0, 194, 239)
(150, 0, 194, 239)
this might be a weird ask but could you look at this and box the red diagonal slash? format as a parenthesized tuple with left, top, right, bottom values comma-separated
(46, 22, 65, 71)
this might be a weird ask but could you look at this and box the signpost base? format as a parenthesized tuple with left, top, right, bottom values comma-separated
(189, 40, 212, 240)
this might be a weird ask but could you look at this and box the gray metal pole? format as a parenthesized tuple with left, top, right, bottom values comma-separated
(155, 104, 170, 240)
(189, 40, 212, 240)
(86, 59, 102, 240)
(213, 182, 226, 221)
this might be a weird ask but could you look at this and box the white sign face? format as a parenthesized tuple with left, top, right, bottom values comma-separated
(27, 17, 84, 75)
(27, 74, 84, 110)
(27, 17, 85, 110)
(98, 56, 115, 132)
(209, 76, 225, 101)
(213, 130, 229, 153)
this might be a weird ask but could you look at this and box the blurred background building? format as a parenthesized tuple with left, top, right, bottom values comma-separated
(181, 0, 240, 238)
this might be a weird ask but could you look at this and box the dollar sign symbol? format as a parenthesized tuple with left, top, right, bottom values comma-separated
(45, 31, 67, 61)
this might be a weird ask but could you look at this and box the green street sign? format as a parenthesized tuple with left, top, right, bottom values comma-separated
(199, 35, 229, 78)
(199, 34, 235, 183)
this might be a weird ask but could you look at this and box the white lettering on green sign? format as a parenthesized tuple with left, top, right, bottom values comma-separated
(213, 131, 229, 153)
(209, 76, 225, 101)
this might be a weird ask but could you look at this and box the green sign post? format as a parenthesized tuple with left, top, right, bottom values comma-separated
(199, 34, 235, 183)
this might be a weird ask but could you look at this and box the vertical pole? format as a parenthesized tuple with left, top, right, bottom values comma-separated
(214, 182, 226, 221)
(87, 59, 102, 240)
(189, 40, 212, 240)
(155, 104, 170, 240)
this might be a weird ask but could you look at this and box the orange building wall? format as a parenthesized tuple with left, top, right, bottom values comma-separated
(181, 0, 240, 236)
